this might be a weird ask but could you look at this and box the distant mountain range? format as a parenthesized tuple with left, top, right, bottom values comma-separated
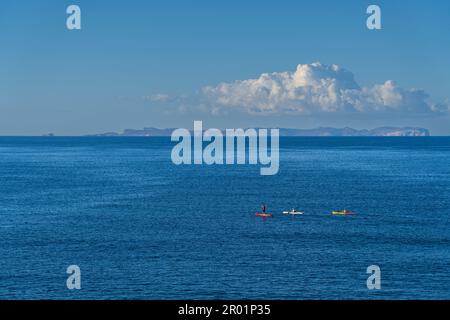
(90, 126, 430, 137)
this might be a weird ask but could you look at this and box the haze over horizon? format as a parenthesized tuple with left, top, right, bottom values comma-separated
(1, 0, 449, 135)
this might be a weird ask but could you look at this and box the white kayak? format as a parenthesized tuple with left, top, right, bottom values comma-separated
(283, 211, 304, 215)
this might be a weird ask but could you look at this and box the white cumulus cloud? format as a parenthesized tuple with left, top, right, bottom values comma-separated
(201, 62, 445, 115)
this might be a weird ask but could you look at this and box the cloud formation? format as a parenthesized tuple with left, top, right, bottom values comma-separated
(201, 62, 446, 115)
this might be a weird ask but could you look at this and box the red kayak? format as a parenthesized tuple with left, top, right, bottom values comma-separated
(256, 212, 273, 218)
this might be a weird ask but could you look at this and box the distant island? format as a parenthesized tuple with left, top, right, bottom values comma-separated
(280, 127, 430, 137)
(89, 126, 430, 137)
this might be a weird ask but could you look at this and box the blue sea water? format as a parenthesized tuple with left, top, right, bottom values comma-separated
(0, 137, 449, 300)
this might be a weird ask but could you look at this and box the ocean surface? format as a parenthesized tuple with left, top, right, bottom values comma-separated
(0, 137, 449, 299)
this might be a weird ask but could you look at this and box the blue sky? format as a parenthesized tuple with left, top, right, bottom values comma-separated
(1, 0, 449, 135)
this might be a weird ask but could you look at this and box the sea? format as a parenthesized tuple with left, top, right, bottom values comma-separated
(0, 137, 449, 299)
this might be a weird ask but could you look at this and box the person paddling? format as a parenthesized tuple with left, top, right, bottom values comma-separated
(256, 204, 272, 218)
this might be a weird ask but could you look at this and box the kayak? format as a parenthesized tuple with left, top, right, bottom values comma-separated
(283, 211, 304, 215)
(332, 210, 354, 215)
(256, 213, 273, 218)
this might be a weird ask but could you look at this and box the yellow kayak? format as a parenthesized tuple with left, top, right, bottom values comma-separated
(332, 210, 354, 215)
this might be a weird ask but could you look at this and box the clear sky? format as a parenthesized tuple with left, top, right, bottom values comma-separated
(1, 0, 450, 135)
